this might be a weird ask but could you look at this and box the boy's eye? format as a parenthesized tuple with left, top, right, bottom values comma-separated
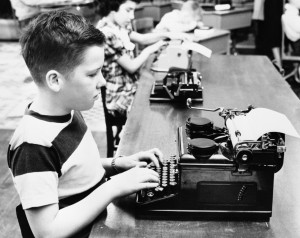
(88, 73, 97, 77)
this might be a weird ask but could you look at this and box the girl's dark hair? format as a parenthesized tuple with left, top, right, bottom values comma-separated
(97, 0, 141, 17)
(20, 11, 106, 85)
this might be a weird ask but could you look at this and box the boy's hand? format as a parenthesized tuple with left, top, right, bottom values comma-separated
(108, 167, 160, 197)
(115, 148, 163, 171)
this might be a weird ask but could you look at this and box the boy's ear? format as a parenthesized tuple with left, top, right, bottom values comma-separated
(45, 70, 63, 92)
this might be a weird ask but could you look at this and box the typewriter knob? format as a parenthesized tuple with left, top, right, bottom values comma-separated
(236, 147, 253, 164)
(188, 138, 218, 159)
(186, 117, 213, 138)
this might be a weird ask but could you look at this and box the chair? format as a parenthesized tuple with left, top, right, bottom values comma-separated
(171, 1, 183, 10)
(132, 17, 154, 33)
(16, 204, 35, 238)
(100, 86, 126, 157)
(132, 17, 154, 55)
(281, 35, 300, 83)
(281, 0, 300, 83)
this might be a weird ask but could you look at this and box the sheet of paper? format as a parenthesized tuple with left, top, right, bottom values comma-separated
(225, 108, 300, 146)
(182, 41, 212, 58)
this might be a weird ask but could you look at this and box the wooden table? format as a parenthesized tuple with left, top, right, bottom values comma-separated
(194, 28, 230, 54)
(202, 6, 253, 31)
(202, 6, 253, 54)
(90, 55, 300, 238)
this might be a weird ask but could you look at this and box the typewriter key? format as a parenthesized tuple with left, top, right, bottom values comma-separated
(147, 191, 155, 197)
(188, 138, 218, 159)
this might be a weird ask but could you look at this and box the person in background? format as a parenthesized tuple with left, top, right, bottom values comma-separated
(252, 0, 264, 56)
(252, 0, 283, 68)
(155, 0, 204, 33)
(264, 0, 284, 68)
(282, 0, 300, 55)
(9, 0, 40, 29)
(7, 11, 163, 238)
(9, 0, 97, 30)
(96, 0, 190, 127)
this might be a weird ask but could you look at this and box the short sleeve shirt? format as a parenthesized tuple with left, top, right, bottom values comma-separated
(96, 18, 138, 116)
(7, 105, 105, 209)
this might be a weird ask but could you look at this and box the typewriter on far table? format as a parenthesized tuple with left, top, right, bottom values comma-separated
(136, 99, 299, 220)
(149, 40, 211, 103)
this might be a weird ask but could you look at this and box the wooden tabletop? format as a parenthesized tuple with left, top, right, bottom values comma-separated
(193, 28, 230, 54)
(202, 6, 253, 16)
(202, 6, 253, 30)
(90, 55, 300, 238)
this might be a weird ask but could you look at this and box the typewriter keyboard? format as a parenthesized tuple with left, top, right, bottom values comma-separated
(137, 155, 179, 205)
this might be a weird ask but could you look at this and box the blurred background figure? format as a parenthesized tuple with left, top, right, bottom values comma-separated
(9, 0, 40, 29)
(9, 0, 98, 30)
(252, 0, 284, 68)
(282, 0, 300, 55)
(154, 0, 203, 33)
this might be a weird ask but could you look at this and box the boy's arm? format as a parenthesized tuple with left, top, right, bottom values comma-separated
(26, 167, 159, 238)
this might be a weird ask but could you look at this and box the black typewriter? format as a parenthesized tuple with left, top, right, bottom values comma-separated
(150, 67, 203, 102)
(136, 101, 288, 221)
(149, 41, 204, 103)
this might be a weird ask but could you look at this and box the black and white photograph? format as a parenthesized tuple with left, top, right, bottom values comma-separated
(1, 0, 300, 237)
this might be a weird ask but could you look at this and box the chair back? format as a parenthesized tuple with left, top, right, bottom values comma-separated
(132, 17, 154, 33)
(132, 17, 154, 55)
(100, 86, 126, 157)
(16, 204, 35, 238)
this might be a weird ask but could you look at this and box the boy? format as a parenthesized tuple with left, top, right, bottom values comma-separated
(7, 11, 162, 238)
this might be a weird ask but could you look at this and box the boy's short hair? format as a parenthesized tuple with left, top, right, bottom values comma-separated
(20, 11, 106, 85)
(98, 0, 141, 17)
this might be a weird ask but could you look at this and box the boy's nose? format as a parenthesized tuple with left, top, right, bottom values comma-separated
(97, 74, 106, 89)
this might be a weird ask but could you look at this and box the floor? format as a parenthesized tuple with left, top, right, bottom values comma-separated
(1, 38, 300, 238)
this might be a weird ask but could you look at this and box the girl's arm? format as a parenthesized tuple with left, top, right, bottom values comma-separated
(116, 40, 166, 74)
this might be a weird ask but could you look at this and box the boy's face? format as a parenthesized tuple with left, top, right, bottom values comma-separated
(114, 0, 137, 27)
(61, 45, 105, 112)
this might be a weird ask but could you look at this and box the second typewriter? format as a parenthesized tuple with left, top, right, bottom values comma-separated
(149, 40, 211, 103)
